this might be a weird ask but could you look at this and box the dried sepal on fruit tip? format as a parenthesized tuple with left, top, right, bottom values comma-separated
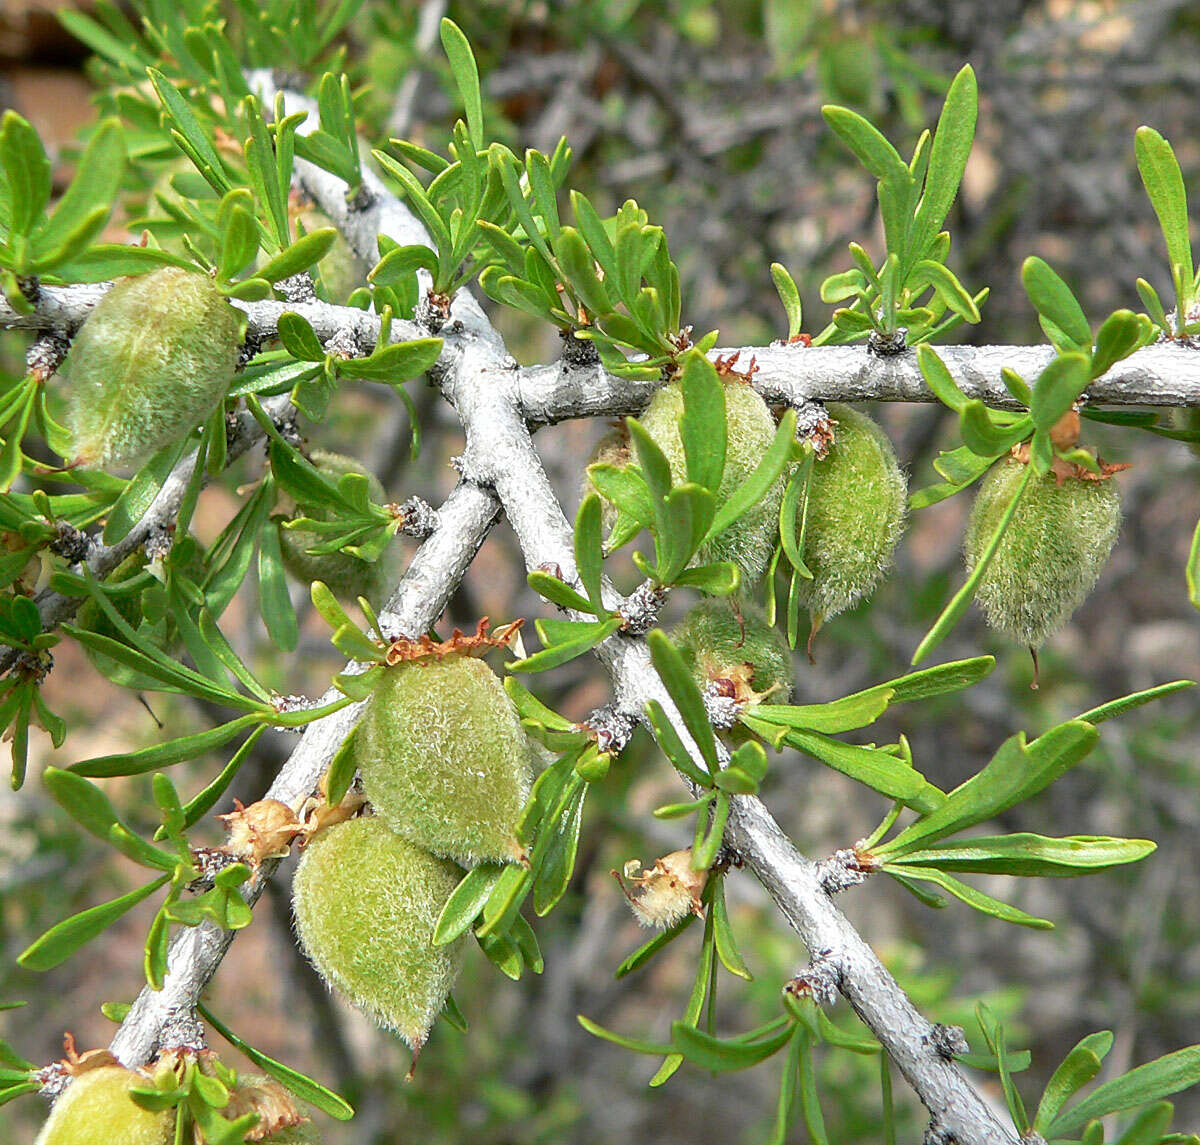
(217, 798, 304, 868)
(223, 1074, 310, 1142)
(672, 600, 794, 710)
(614, 849, 708, 929)
(790, 403, 907, 629)
(35, 1064, 173, 1145)
(64, 267, 243, 470)
(965, 456, 1122, 649)
(381, 615, 524, 665)
(356, 642, 533, 866)
(275, 450, 400, 607)
(291, 817, 466, 1054)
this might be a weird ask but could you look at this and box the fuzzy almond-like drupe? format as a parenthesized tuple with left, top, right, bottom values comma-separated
(673, 600, 793, 707)
(639, 376, 785, 584)
(291, 817, 465, 1053)
(35, 1066, 172, 1145)
(276, 449, 399, 606)
(792, 404, 907, 624)
(965, 459, 1121, 648)
(356, 654, 533, 866)
(65, 267, 243, 470)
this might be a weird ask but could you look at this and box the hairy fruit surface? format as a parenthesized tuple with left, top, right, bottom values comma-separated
(65, 268, 242, 469)
(291, 817, 465, 1052)
(276, 450, 399, 605)
(639, 376, 784, 583)
(357, 654, 533, 865)
(965, 459, 1121, 647)
(35, 1065, 172, 1145)
(792, 404, 907, 622)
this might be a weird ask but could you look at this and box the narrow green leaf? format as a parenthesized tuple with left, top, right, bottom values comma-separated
(1135, 127, 1194, 309)
(1021, 257, 1092, 350)
(69, 713, 262, 778)
(577, 1015, 673, 1057)
(1048, 1044, 1200, 1136)
(671, 1021, 792, 1073)
(18, 875, 169, 970)
(891, 833, 1155, 877)
(101, 437, 190, 545)
(647, 629, 718, 775)
(435, 865, 504, 945)
(257, 229, 337, 284)
(770, 262, 804, 340)
(1033, 1033, 1113, 1134)
(908, 65, 977, 273)
(574, 495, 605, 609)
(1077, 680, 1195, 725)
(440, 18, 483, 150)
(679, 351, 726, 493)
(1029, 354, 1091, 431)
(917, 260, 980, 322)
(886, 864, 1053, 929)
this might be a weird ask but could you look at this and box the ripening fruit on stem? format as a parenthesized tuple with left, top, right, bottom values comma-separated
(65, 267, 243, 470)
(35, 1065, 172, 1145)
(639, 375, 785, 584)
(291, 816, 466, 1054)
(673, 600, 793, 708)
(276, 450, 399, 605)
(355, 653, 534, 865)
(965, 458, 1121, 651)
(792, 404, 906, 638)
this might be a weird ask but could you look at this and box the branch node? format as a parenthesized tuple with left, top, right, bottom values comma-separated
(867, 327, 908, 357)
(416, 291, 452, 332)
(924, 1022, 970, 1060)
(784, 949, 841, 1007)
(584, 704, 637, 753)
(346, 183, 376, 213)
(26, 331, 70, 383)
(701, 679, 742, 729)
(237, 330, 264, 370)
(49, 521, 93, 565)
(323, 324, 366, 360)
(924, 1119, 958, 1145)
(396, 496, 440, 538)
(559, 326, 600, 368)
(816, 848, 871, 894)
(143, 525, 174, 565)
(276, 274, 316, 304)
(158, 1006, 206, 1055)
(618, 581, 666, 635)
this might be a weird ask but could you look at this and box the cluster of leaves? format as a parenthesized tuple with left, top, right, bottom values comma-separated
(800, 65, 986, 346)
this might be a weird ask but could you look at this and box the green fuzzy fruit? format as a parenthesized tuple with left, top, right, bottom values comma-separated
(36, 1066, 173, 1145)
(673, 600, 793, 702)
(357, 654, 533, 865)
(65, 267, 243, 469)
(639, 376, 785, 584)
(276, 450, 399, 606)
(792, 404, 906, 623)
(292, 817, 465, 1052)
(965, 460, 1121, 648)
